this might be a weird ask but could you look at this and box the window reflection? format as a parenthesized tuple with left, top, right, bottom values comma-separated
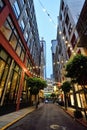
(21, 0, 24, 6)
(7, 16, 14, 29)
(0, 63, 9, 99)
(20, 51, 25, 61)
(20, 20, 25, 31)
(9, 33, 17, 49)
(21, 75, 30, 103)
(0, 48, 11, 100)
(5, 63, 21, 103)
(16, 43, 21, 57)
(0, 47, 22, 104)
(9, 72, 18, 101)
(24, 32, 28, 42)
(0, 0, 4, 10)
(0, 60, 5, 79)
(12, 1, 20, 19)
(0, 21, 12, 40)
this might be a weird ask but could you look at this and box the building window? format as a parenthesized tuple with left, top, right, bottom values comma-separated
(60, 13, 62, 21)
(12, 1, 20, 19)
(24, 32, 28, 42)
(9, 33, 17, 49)
(20, 20, 25, 31)
(27, 40, 30, 48)
(28, 22, 30, 29)
(22, 74, 30, 103)
(71, 34, 76, 48)
(68, 23, 73, 35)
(21, 0, 24, 6)
(0, 47, 11, 102)
(0, 20, 12, 40)
(25, 10, 28, 19)
(67, 47, 71, 58)
(5, 62, 21, 104)
(64, 6, 67, 17)
(63, 27, 66, 36)
(20, 50, 25, 62)
(0, 0, 4, 11)
(19, 40, 25, 61)
(62, 0, 64, 11)
(0, 16, 26, 60)
(7, 16, 14, 30)
(77, 49, 81, 54)
(65, 14, 69, 26)
(16, 43, 21, 57)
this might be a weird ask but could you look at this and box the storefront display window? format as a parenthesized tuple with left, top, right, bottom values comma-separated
(5, 62, 21, 104)
(76, 93, 81, 108)
(21, 75, 30, 103)
(8, 72, 19, 101)
(0, 48, 11, 102)
(80, 93, 86, 108)
(0, 60, 5, 98)
(0, 47, 22, 105)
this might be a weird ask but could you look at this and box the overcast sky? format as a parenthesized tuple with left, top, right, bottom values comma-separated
(34, 0, 60, 78)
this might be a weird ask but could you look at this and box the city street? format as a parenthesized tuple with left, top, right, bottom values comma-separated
(6, 103, 86, 130)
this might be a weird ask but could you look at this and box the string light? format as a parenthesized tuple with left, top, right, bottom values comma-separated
(38, 1, 77, 66)
(27, 65, 46, 78)
(58, 29, 76, 57)
(38, 0, 57, 28)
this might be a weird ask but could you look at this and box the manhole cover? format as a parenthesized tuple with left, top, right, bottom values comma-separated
(50, 124, 60, 129)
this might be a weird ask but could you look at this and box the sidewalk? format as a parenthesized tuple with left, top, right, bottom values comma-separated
(0, 106, 35, 130)
(61, 106, 87, 127)
(0, 103, 44, 130)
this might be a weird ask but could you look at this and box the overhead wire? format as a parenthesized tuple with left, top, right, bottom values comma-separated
(38, 0, 57, 28)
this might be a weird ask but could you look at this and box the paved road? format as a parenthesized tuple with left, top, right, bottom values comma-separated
(6, 103, 86, 130)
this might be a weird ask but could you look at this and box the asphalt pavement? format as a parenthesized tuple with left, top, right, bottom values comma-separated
(0, 103, 87, 130)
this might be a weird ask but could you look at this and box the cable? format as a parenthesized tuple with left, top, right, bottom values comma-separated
(38, 0, 57, 27)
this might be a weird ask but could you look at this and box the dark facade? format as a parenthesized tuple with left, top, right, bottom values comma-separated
(0, 0, 40, 115)
(76, 0, 87, 47)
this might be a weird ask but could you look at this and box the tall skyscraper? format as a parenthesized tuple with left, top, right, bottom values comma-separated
(40, 38, 46, 79)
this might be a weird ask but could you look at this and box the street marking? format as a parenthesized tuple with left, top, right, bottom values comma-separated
(50, 124, 66, 130)
(50, 124, 60, 129)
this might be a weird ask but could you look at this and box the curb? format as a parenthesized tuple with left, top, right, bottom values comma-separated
(65, 110, 87, 127)
(1, 108, 35, 130)
(62, 107, 87, 128)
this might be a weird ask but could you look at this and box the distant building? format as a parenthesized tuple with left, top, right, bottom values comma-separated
(40, 38, 46, 79)
(0, 0, 40, 113)
(44, 78, 54, 97)
(51, 40, 58, 82)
